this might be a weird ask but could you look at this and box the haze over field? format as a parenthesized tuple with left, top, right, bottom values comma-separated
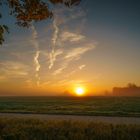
(0, 0, 140, 96)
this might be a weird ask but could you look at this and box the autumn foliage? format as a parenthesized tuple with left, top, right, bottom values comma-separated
(0, 0, 81, 44)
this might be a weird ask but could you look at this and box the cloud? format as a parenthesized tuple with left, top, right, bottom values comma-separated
(52, 63, 67, 75)
(60, 31, 85, 43)
(46, 5, 87, 70)
(49, 49, 63, 69)
(44, 5, 89, 77)
(79, 64, 86, 70)
(65, 44, 95, 60)
(0, 61, 29, 79)
(31, 25, 41, 86)
(53, 6, 86, 26)
(49, 19, 59, 69)
(52, 43, 95, 75)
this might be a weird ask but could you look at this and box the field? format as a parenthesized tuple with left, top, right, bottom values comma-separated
(0, 96, 140, 140)
(0, 118, 140, 140)
(0, 96, 140, 117)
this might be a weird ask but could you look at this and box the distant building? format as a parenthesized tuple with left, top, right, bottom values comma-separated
(112, 83, 140, 96)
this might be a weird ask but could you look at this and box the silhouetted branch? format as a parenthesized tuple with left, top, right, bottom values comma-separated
(0, 0, 82, 45)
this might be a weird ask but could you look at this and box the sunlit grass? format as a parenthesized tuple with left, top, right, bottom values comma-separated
(0, 96, 139, 117)
(0, 118, 139, 140)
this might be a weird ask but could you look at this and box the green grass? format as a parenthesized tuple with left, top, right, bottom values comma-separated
(0, 96, 140, 117)
(0, 118, 139, 140)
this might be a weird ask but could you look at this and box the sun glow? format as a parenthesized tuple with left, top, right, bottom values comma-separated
(75, 87, 85, 96)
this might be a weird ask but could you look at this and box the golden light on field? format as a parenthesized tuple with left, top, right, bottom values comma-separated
(75, 87, 85, 96)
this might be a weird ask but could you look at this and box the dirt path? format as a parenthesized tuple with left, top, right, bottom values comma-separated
(0, 113, 140, 124)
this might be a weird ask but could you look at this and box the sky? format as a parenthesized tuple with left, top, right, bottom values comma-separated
(0, 0, 140, 96)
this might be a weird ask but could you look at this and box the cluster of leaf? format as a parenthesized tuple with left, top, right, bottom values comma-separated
(0, 0, 81, 45)
(0, 25, 9, 45)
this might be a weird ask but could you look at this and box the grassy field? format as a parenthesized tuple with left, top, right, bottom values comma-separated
(0, 96, 140, 117)
(0, 118, 139, 140)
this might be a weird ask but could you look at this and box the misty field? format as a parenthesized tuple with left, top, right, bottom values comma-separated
(0, 118, 139, 140)
(0, 96, 140, 117)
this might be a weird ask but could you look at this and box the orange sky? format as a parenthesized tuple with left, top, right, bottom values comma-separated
(0, 1, 140, 96)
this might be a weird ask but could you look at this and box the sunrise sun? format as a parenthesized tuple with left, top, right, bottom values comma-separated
(75, 87, 85, 96)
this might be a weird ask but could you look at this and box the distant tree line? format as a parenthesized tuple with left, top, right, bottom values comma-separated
(112, 83, 140, 96)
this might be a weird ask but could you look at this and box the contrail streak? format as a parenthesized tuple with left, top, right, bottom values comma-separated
(31, 25, 41, 86)
(49, 19, 59, 69)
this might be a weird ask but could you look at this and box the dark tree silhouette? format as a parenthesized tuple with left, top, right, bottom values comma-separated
(0, 0, 81, 45)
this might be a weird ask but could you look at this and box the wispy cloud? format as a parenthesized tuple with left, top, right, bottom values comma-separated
(0, 61, 29, 79)
(52, 43, 95, 75)
(49, 19, 59, 69)
(53, 6, 86, 26)
(79, 64, 86, 70)
(47, 5, 87, 71)
(65, 44, 95, 60)
(52, 63, 67, 75)
(49, 48, 63, 69)
(60, 31, 85, 43)
(31, 25, 41, 86)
